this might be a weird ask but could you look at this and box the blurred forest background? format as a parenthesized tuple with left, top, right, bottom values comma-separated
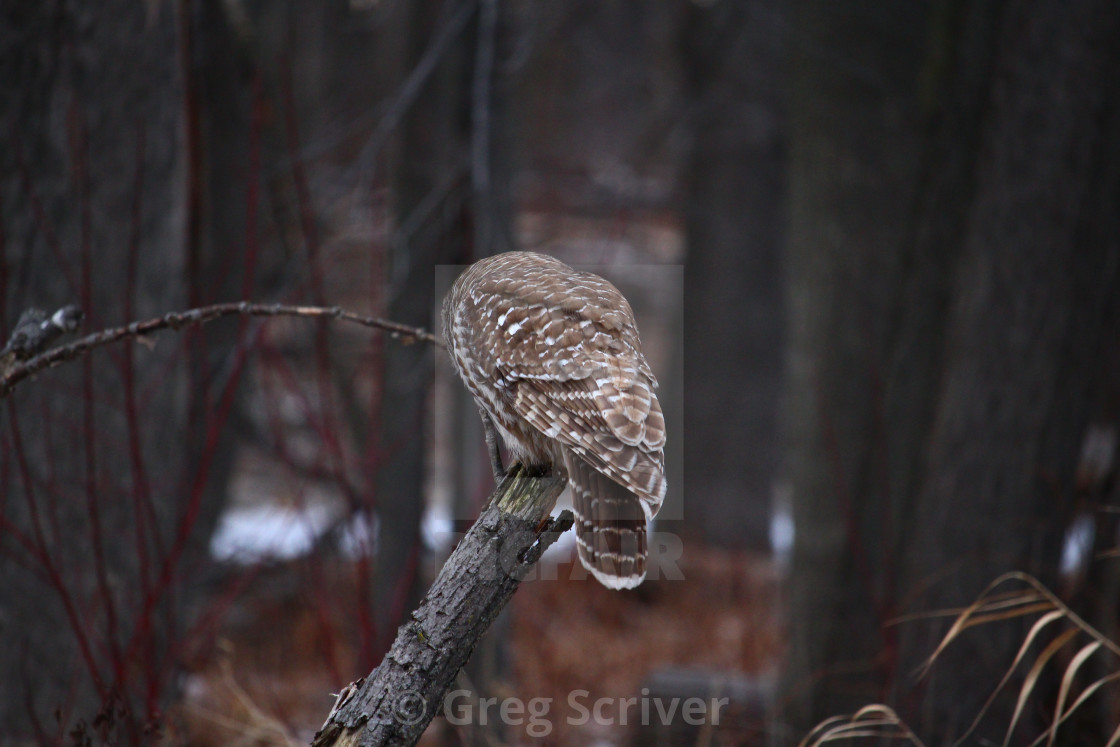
(1, 0, 1119, 745)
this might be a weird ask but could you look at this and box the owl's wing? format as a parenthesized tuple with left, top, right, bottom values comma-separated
(493, 305, 666, 515)
(512, 375, 666, 518)
(472, 263, 666, 513)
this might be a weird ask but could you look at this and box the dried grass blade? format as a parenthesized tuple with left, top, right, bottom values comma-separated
(799, 715, 850, 747)
(1049, 670, 1120, 738)
(1004, 572, 1120, 658)
(891, 589, 1049, 627)
(954, 610, 1066, 746)
(918, 597, 989, 677)
(808, 725, 907, 745)
(852, 704, 902, 720)
(961, 602, 1059, 630)
(919, 588, 1054, 678)
(1002, 627, 1080, 747)
(803, 705, 923, 747)
(1045, 641, 1101, 747)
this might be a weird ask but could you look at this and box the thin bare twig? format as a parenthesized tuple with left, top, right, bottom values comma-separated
(0, 301, 439, 399)
(471, 0, 498, 254)
(355, 0, 478, 195)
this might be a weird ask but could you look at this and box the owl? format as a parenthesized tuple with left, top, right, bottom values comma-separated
(442, 251, 666, 589)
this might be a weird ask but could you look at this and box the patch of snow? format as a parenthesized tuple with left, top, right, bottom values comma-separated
(209, 503, 336, 563)
(1060, 513, 1095, 580)
(770, 480, 794, 568)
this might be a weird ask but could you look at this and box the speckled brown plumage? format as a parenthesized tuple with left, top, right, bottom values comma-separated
(442, 251, 666, 589)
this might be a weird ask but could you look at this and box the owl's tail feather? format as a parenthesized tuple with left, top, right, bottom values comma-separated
(564, 451, 648, 589)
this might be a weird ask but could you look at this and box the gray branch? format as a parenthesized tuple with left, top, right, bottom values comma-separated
(0, 301, 438, 399)
(312, 465, 571, 747)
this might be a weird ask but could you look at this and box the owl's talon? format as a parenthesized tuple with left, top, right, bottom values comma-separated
(480, 409, 505, 483)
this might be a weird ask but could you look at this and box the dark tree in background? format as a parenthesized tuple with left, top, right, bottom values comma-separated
(779, 0, 934, 732)
(780, 0, 1120, 741)
(374, 0, 475, 645)
(375, 0, 517, 651)
(679, 0, 786, 551)
(0, 0, 242, 737)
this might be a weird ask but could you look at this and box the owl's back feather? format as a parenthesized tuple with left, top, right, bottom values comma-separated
(443, 251, 667, 588)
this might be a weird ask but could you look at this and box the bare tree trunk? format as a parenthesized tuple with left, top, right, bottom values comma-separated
(777, 0, 932, 733)
(778, 0, 1120, 741)
(678, 0, 787, 550)
(892, 0, 1120, 739)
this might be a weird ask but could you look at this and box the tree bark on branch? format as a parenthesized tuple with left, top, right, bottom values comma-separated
(0, 301, 438, 398)
(312, 465, 571, 747)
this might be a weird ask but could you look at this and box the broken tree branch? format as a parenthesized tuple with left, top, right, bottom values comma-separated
(312, 465, 571, 747)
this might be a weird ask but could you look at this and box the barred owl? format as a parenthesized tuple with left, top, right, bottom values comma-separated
(442, 251, 666, 589)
